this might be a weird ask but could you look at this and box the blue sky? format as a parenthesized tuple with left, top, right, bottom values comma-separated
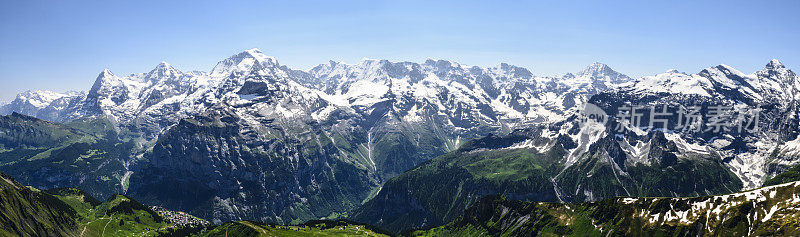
(1, 0, 798, 101)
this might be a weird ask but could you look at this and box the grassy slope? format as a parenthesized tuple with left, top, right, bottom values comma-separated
(196, 220, 391, 237)
(66, 194, 172, 237)
(0, 173, 78, 237)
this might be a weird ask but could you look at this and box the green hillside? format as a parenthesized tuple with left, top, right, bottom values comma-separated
(0, 172, 78, 237)
(0, 171, 208, 236)
(1, 170, 393, 237)
(196, 220, 391, 237)
(0, 113, 133, 199)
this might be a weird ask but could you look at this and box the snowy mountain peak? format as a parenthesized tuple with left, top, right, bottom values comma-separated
(496, 63, 533, 79)
(146, 61, 181, 80)
(712, 64, 740, 73)
(14, 90, 67, 108)
(99, 68, 115, 78)
(153, 61, 173, 72)
(665, 69, 686, 75)
(575, 62, 632, 85)
(701, 64, 751, 81)
(308, 61, 343, 78)
(425, 59, 460, 68)
(631, 69, 712, 97)
(92, 68, 118, 85)
(242, 48, 276, 63)
(210, 48, 279, 78)
(578, 62, 626, 79)
(90, 69, 118, 89)
(755, 60, 794, 80)
(578, 62, 611, 75)
(424, 59, 466, 76)
(766, 59, 785, 70)
(703, 64, 760, 90)
(358, 58, 392, 69)
(752, 59, 800, 102)
(244, 48, 261, 54)
(0, 89, 86, 121)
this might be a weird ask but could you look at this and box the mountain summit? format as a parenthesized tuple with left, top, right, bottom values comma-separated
(210, 48, 279, 78)
(145, 61, 181, 81)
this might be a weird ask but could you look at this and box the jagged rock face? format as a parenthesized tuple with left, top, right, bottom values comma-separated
(130, 108, 377, 224)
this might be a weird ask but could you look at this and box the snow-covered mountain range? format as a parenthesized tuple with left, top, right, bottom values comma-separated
(2, 48, 798, 226)
(2, 49, 630, 143)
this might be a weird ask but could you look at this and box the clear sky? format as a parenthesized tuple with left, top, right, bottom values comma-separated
(1, 0, 798, 102)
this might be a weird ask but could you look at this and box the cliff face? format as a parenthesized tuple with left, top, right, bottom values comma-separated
(130, 108, 377, 224)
